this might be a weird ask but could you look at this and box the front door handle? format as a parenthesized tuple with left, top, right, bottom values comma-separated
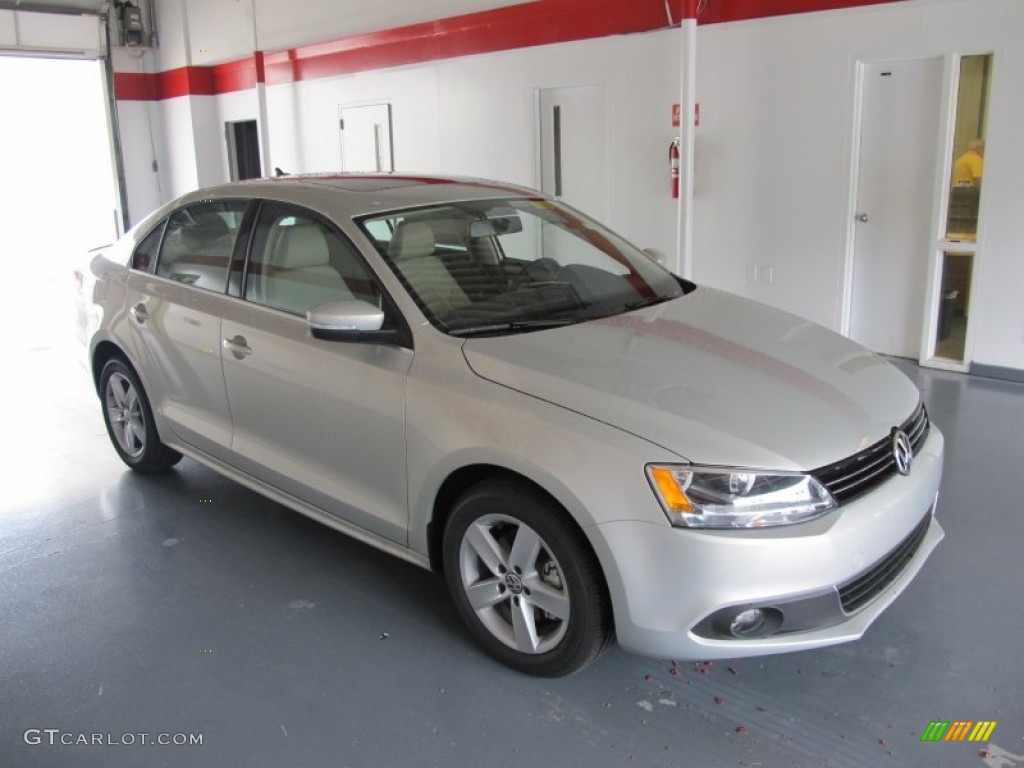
(222, 335, 252, 360)
(856, 213, 869, 223)
(129, 303, 150, 323)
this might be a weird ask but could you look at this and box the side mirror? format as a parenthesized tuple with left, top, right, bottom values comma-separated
(643, 248, 667, 266)
(308, 299, 388, 342)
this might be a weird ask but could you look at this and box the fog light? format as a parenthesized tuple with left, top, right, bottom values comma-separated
(729, 608, 766, 637)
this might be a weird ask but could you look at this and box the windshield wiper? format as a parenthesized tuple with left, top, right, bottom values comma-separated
(623, 295, 674, 312)
(449, 318, 579, 337)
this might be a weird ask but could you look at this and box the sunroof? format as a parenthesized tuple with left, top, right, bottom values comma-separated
(290, 174, 455, 192)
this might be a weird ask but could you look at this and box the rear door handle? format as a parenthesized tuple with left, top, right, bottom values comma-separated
(130, 303, 150, 323)
(222, 335, 252, 359)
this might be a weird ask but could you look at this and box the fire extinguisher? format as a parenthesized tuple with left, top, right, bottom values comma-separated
(669, 138, 681, 199)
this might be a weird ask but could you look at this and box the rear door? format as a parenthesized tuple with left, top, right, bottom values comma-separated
(221, 202, 413, 543)
(125, 201, 250, 460)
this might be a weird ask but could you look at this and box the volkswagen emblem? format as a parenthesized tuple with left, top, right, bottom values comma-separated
(891, 428, 913, 476)
(504, 573, 524, 595)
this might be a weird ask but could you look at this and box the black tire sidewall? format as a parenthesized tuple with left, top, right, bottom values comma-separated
(443, 480, 608, 677)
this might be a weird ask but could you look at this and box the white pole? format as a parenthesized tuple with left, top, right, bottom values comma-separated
(678, 4, 698, 278)
(251, 0, 272, 176)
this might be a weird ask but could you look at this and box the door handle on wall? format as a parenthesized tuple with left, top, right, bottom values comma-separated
(856, 213, 869, 223)
(222, 335, 252, 359)
(553, 104, 563, 197)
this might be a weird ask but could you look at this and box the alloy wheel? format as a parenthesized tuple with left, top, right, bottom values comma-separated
(458, 513, 571, 654)
(105, 371, 146, 458)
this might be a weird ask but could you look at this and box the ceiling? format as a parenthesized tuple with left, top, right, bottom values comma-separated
(0, 0, 539, 31)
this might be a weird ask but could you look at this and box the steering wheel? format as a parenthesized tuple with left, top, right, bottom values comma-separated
(507, 257, 562, 288)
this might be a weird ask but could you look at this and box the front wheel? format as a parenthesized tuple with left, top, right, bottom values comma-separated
(443, 479, 612, 677)
(100, 358, 182, 473)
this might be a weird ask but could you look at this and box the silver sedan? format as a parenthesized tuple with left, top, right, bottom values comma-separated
(78, 175, 944, 676)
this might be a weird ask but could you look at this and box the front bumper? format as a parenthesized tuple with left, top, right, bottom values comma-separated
(590, 427, 945, 660)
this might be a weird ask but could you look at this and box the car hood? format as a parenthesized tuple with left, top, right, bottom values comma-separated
(461, 287, 920, 470)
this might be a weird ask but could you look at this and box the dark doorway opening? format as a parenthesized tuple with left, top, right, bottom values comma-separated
(226, 120, 262, 181)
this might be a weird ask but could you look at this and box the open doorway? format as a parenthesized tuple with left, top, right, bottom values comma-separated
(928, 53, 992, 367)
(226, 120, 262, 181)
(0, 56, 118, 350)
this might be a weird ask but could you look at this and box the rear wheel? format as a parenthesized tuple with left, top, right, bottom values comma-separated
(443, 479, 612, 677)
(100, 358, 182, 473)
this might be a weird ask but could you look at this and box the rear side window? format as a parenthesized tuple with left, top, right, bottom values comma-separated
(131, 222, 165, 273)
(156, 202, 248, 292)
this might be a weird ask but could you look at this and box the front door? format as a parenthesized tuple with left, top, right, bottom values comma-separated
(849, 58, 943, 358)
(221, 202, 412, 543)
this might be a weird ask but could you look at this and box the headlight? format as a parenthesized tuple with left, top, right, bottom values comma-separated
(646, 465, 837, 528)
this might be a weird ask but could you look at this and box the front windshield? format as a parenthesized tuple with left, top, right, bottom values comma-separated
(359, 198, 687, 336)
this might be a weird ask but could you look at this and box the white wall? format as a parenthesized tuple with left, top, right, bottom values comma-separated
(257, 31, 681, 256)
(694, 0, 1024, 371)
(142, 29, 682, 260)
(125, 0, 1024, 372)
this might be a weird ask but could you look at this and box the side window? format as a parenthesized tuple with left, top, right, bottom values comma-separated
(363, 218, 396, 248)
(131, 222, 165, 273)
(155, 202, 247, 292)
(245, 203, 383, 317)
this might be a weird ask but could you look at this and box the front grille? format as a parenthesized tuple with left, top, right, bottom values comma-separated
(838, 512, 932, 613)
(813, 402, 930, 504)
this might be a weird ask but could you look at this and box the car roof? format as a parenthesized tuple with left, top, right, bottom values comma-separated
(180, 173, 541, 217)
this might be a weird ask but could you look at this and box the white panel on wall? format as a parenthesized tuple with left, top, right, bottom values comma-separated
(0, 11, 17, 46)
(3, 10, 101, 54)
(188, 0, 254, 66)
(117, 100, 163, 226)
(340, 104, 393, 172)
(191, 96, 224, 190)
(160, 97, 200, 198)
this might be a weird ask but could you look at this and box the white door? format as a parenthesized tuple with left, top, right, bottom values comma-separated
(538, 86, 608, 221)
(849, 58, 943, 358)
(339, 103, 393, 172)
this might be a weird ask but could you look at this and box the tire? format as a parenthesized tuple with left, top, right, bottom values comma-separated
(443, 479, 613, 677)
(99, 358, 182, 473)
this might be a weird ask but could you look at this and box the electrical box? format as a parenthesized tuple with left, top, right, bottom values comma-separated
(122, 3, 144, 46)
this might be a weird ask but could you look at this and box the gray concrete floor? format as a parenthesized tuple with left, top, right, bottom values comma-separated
(2, 273, 1022, 767)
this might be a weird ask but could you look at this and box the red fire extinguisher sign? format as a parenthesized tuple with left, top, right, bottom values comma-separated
(669, 139, 681, 199)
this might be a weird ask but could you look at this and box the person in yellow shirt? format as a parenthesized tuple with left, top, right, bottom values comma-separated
(953, 139, 984, 186)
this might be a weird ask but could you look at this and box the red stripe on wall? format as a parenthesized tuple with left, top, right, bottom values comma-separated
(113, 0, 904, 101)
(212, 57, 258, 93)
(114, 65, 215, 101)
(263, 0, 685, 85)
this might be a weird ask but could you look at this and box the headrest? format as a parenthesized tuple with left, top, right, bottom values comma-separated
(277, 224, 330, 269)
(388, 222, 435, 261)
